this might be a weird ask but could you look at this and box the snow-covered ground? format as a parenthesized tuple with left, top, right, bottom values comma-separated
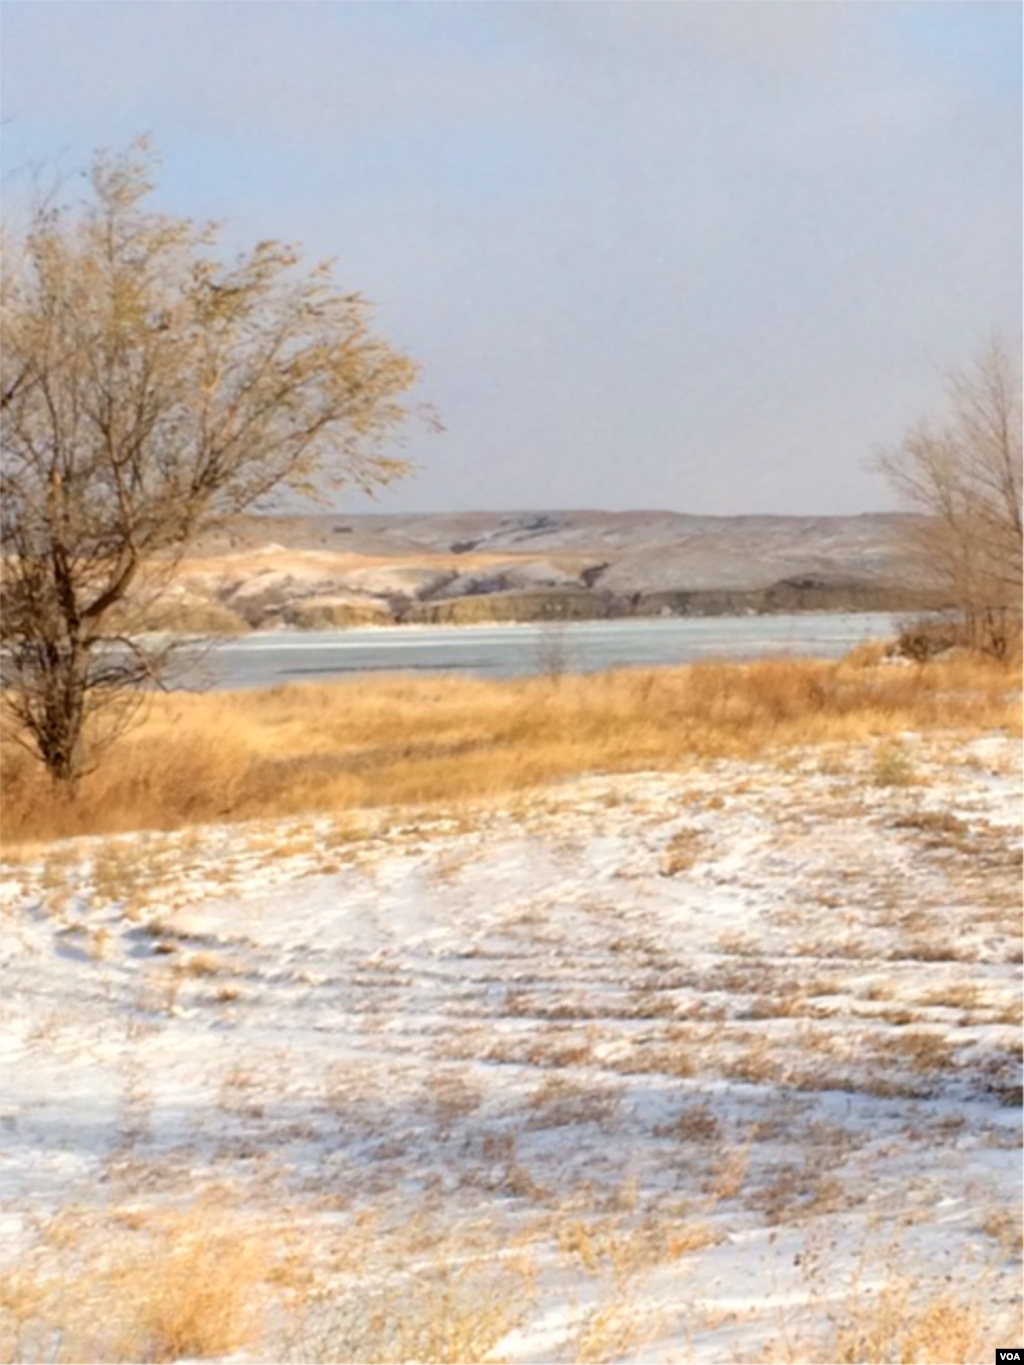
(2, 732, 1021, 1362)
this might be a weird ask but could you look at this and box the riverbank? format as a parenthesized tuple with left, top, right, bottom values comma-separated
(3, 651, 1018, 845)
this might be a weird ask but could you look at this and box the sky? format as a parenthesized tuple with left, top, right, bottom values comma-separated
(1, 2, 1020, 517)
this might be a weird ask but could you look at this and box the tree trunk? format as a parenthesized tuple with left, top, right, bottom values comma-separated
(37, 645, 87, 785)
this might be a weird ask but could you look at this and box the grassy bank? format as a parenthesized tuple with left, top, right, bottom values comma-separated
(2, 650, 1020, 846)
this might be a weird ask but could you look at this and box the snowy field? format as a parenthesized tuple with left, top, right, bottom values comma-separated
(2, 731, 1021, 1362)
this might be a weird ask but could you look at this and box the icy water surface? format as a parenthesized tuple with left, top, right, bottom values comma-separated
(193, 611, 900, 690)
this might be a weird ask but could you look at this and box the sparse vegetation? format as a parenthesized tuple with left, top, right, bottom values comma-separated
(877, 335, 1022, 659)
(2, 1201, 269, 1363)
(2, 670, 1018, 1365)
(871, 740, 918, 788)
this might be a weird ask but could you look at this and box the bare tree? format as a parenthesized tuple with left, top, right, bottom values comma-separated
(534, 615, 573, 683)
(877, 337, 1022, 655)
(1, 139, 422, 781)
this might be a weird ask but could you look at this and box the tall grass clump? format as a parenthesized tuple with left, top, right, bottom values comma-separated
(1, 1204, 268, 1363)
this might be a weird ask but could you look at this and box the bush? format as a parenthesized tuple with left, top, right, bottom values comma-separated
(894, 611, 1021, 662)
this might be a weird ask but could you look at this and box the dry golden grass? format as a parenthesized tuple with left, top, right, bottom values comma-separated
(293, 1258, 534, 1365)
(1, 1201, 268, 1364)
(126, 1222, 266, 1362)
(3, 652, 1018, 846)
(4, 1181, 1019, 1364)
(761, 1281, 1018, 1365)
(871, 739, 920, 787)
(829, 1275, 1011, 1365)
(659, 825, 706, 875)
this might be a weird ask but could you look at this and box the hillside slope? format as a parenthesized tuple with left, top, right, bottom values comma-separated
(161, 510, 938, 632)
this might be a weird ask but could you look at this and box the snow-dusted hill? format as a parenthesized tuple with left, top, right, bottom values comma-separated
(169, 510, 937, 632)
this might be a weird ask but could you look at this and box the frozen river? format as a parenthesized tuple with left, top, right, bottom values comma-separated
(186, 612, 900, 690)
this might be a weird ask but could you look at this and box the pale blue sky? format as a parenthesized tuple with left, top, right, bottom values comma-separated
(2, 2, 1020, 515)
